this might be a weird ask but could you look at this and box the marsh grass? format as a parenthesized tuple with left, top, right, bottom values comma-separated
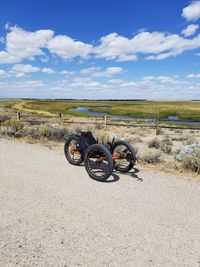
(5, 99, 200, 122)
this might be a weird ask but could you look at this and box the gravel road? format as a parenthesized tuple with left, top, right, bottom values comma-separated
(0, 139, 200, 267)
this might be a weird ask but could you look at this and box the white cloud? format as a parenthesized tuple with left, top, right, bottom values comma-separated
(41, 67, 55, 74)
(94, 31, 200, 61)
(108, 79, 124, 84)
(11, 64, 40, 77)
(71, 76, 109, 90)
(15, 80, 45, 88)
(10, 64, 56, 76)
(181, 24, 199, 36)
(187, 73, 200, 78)
(80, 66, 101, 75)
(48, 35, 92, 60)
(81, 66, 123, 77)
(182, 1, 200, 21)
(0, 26, 54, 64)
(142, 75, 189, 85)
(117, 54, 137, 62)
(12, 64, 40, 73)
(59, 70, 75, 76)
(0, 69, 10, 78)
(94, 67, 123, 77)
(94, 33, 136, 61)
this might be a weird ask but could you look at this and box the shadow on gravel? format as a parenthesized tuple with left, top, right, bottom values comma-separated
(78, 164, 142, 183)
(114, 167, 143, 182)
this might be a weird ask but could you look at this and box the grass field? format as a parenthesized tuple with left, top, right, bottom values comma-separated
(1, 99, 200, 121)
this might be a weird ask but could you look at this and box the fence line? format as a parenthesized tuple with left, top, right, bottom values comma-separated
(10, 111, 200, 132)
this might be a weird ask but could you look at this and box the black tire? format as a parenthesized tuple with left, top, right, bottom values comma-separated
(64, 135, 83, 165)
(112, 140, 136, 172)
(84, 144, 114, 181)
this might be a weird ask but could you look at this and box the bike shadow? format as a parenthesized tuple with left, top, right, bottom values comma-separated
(79, 163, 142, 183)
(114, 167, 143, 182)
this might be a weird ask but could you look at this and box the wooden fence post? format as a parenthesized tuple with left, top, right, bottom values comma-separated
(17, 112, 21, 120)
(104, 114, 107, 129)
(156, 116, 160, 135)
(59, 113, 62, 122)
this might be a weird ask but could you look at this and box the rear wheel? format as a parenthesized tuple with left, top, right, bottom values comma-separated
(112, 141, 136, 172)
(64, 135, 83, 165)
(84, 144, 114, 181)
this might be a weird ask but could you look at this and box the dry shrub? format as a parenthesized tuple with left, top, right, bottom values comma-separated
(30, 124, 70, 141)
(95, 123, 104, 130)
(181, 148, 200, 173)
(128, 135, 142, 144)
(139, 148, 161, 164)
(160, 137, 173, 153)
(148, 137, 172, 154)
(0, 119, 25, 137)
(0, 115, 9, 123)
(0, 121, 71, 141)
(148, 138, 160, 149)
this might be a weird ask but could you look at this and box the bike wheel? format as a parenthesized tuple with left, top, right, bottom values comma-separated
(112, 141, 136, 172)
(64, 135, 83, 165)
(84, 144, 114, 181)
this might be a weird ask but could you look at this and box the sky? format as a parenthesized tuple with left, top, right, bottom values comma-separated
(0, 0, 200, 99)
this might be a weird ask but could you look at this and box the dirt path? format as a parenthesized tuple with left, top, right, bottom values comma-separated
(0, 139, 200, 267)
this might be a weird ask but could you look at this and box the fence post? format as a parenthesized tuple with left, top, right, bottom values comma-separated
(156, 116, 160, 135)
(59, 113, 62, 122)
(17, 112, 21, 120)
(104, 114, 107, 129)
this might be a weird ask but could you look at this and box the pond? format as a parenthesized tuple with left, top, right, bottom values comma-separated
(69, 106, 200, 126)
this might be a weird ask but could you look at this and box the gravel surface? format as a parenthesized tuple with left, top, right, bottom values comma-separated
(0, 138, 200, 267)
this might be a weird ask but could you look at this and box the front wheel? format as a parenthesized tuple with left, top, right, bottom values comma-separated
(84, 144, 114, 181)
(112, 141, 136, 172)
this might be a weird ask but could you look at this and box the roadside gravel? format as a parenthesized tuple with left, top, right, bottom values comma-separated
(0, 139, 200, 267)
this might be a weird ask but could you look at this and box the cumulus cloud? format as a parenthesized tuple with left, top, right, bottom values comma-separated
(48, 35, 92, 60)
(71, 76, 109, 90)
(94, 31, 200, 61)
(108, 79, 124, 84)
(0, 26, 54, 64)
(181, 24, 199, 36)
(41, 67, 55, 74)
(1, 13, 200, 67)
(12, 64, 40, 73)
(18, 80, 45, 88)
(182, 1, 200, 21)
(187, 73, 200, 78)
(142, 75, 189, 85)
(11, 64, 40, 77)
(80, 66, 101, 75)
(81, 66, 123, 77)
(9, 64, 57, 77)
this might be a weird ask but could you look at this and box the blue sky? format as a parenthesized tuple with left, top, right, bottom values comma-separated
(0, 0, 200, 99)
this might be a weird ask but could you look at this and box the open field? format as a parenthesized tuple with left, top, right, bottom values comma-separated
(1, 99, 200, 121)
